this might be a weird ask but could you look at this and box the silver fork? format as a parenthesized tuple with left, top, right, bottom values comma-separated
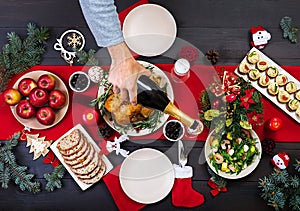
(178, 139, 188, 167)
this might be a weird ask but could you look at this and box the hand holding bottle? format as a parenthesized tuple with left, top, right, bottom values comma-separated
(107, 42, 150, 104)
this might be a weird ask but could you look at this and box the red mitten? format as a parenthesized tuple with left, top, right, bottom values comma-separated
(172, 165, 205, 208)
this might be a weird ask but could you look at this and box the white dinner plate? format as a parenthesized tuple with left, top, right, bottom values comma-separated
(97, 60, 174, 136)
(204, 129, 262, 179)
(123, 4, 177, 57)
(119, 148, 175, 204)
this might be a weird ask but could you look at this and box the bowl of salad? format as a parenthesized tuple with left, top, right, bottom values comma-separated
(204, 129, 262, 179)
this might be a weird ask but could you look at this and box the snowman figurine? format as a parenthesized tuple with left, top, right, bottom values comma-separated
(250, 26, 271, 49)
(270, 152, 290, 170)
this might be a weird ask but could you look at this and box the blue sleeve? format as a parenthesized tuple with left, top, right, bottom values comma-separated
(79, 0, 124, 47)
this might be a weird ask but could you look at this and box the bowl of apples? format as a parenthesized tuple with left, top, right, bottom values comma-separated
(3, 70, 69, 129)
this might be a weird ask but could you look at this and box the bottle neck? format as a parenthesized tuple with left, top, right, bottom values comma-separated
(164, 102, 196, 128)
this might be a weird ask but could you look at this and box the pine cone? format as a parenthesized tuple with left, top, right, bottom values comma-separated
(205, 49, 219, 65)
(261, 138, 276, 155)
(98, 125, 112, 139)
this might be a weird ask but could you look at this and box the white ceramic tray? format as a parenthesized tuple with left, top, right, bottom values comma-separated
(50, 124, 113, 191)
(235, 47, 300, 123)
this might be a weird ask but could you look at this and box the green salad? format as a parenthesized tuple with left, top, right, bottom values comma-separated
(208, 129, 260, 175)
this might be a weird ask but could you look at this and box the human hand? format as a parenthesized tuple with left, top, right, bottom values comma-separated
(107, 42, 150, 104)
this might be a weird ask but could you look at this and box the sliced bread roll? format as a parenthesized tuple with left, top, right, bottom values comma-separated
(72, 146, 98, 169)
(57, 129, 81, 151)
(64, 143, 91, 166)
(77, 160, 103, 180)
(62, 137, 89, 162)
(59, 134, 86, 156)
(80, 162, 106, 184)
(71, 152, 99, 175)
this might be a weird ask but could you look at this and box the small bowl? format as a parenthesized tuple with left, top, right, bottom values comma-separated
(69, 71, 90, 92)
(163, 119, 185, 142)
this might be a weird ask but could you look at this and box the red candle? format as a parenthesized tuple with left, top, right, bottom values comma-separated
(82, 108, 99, 125)
(268, 117, 282, 131)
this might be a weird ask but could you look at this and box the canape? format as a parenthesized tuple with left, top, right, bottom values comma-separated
(257, 60, 268, 71)
(277, 90, 290, 103)
(247, 51, 260, 64)
(266, 67, 279, 78)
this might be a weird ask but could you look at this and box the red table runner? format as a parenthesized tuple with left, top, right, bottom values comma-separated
(0, 65, 300, 142)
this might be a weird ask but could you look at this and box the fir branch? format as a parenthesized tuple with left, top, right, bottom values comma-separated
(294, 159, 300, 172)
(76, 49, 99, 66)
(258, 160, 300, 210)
(0, 22, 49, 92)
(0, 133, 41, 194)
(44, 165, 66, 192)
(280, 16, 298, 43)
(289, 195, 300, 211)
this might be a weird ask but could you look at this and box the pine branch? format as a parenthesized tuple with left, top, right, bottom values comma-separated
(294, 159, 300, 172)
(43, 164, 66, 192)
(0, 133, 41, 194)
(258, 160, 300, 210)
(280, 16, 298, 43)
(76, 49, 99, 66)
(0, 22, 49, 92)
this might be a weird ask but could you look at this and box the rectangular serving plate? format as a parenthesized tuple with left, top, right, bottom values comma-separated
(50, 124, 114, 191)
(234, 47, 300, 123)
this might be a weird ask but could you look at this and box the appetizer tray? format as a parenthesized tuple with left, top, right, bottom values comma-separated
(235, 47, 300, 123)
(50, 124, 113, 191)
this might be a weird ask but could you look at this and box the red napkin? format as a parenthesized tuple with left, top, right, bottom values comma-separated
(118, 0, 149, 26)
(103, 165, 146, 211)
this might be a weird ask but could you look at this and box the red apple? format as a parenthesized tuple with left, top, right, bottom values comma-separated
(37, 74, 56, 91)
(36, 107, 56, 125)
(18, 78, 37, 96)
(3, 88, 21, 105)
(82, 108, 99, 125)
(49, 89, 66, 109)
(16, 99, 36, 119)
(29, 88, 49, 107)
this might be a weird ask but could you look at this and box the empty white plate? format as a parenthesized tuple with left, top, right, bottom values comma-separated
(123, 4, 177, 57)
(119, 148, 175, 204)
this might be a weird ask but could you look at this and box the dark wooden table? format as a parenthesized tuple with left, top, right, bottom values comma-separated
(0, 0, 300, 210)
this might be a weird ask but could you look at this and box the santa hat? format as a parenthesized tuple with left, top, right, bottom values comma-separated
(277, 152, 290, 167)
(250, 25, 266, 34)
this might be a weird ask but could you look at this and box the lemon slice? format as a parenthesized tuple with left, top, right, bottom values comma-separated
(240, 120, 252, 129)
(226, 118, 233, 127)
(204, 110, 220, 121)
